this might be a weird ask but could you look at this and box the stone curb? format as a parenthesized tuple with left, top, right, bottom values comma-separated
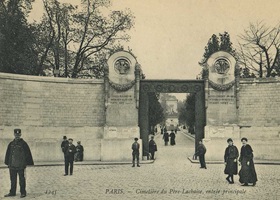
(187, 157, 280, 165)
(0, 160, 155, 169)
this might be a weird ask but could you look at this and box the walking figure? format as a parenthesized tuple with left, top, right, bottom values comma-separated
(149, 136, 157, 160)
(170, 130, 176, 146)
(132, 138, 140, 167)
(224, 138, 239, 184)
(4, 129, 34, 198)
(163, 130, 169, 146)
(239, 137, 257, 186)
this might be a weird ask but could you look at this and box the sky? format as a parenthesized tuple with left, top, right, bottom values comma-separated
(29, 0, 280, 100)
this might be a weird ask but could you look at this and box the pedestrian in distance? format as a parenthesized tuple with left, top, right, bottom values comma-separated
(195, 140, 207, 169)
(170, 130, 176, 146)
(239, 137, 258, 186)
(149, 136, 157, 160)
(64, 138, 76, 176)
(163, 130, 169, 146)
(224, 138, 239, 184)
(132, 138, 140, 167)
(4, 129, 34, 198)
(75, 141, 84, 162)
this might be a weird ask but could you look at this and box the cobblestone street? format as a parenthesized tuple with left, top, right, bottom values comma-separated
(1, 131, 280, 200)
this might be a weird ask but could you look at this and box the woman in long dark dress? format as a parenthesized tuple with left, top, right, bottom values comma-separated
(224, 138, 239, 184)
(169, 130, 176, 146)
(239, 137, 258, 186)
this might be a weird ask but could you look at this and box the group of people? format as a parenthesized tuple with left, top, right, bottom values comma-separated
(61, 136, 84, 176)
(195, 138, 258, 186)
(131, 135, 158, 167)
(162, 129, 176, 146)
(3, 128, 258, 198)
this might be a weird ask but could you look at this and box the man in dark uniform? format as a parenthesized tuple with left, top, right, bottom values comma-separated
(4, 129, 34, 198)
(132, 138, 140, 167)
(64, 138, 76, 176)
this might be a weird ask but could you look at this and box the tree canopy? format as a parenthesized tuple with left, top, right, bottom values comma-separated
(199, 32, 236, 78)
(0, 0, 135, 78)
(0, 0, 39, 75)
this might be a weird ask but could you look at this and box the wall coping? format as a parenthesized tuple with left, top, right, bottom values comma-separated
(0, 72, 104, 84)
(240, 77, 280, 84)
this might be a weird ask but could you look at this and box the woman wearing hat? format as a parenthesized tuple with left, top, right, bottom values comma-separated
(224, 138, 239, 184)
(239, 137, 258, 186)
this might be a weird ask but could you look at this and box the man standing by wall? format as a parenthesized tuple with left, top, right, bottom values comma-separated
(132, 138, 140, 167)
(61, 136, 68, 154)
(64, 138, 76, 176)
(4, 129, 34, 198)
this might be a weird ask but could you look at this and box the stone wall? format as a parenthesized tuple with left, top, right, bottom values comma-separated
(205, 77, 280, 161)
(239, 78, 280, 127)
(0, 72, 105, 162)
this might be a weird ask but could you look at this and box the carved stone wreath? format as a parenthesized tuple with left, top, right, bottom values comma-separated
(109, 80, 136, 91)
(208, 80, 235, 91)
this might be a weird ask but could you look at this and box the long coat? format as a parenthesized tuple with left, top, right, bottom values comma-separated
(239, 144, 258, 184)
(149, 140, 157, 153)
(195, 144, 206, 156)
(64, 144, 76, 161)
(224, 145, 239, 175)
(170, 132, 176, 145)
(5, 138, 34, 169)
(163, 132, 169, 142)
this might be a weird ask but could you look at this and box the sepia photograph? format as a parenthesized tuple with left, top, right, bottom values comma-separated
(0, 0, 280, 199)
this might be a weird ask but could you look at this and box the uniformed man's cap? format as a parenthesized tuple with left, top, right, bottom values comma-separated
(134, 137, 138, 141)
(14, 129, 21, 135)
(63, 136, 67, 139)
(68, 138, 73, 141)
(77, 141, 81, 144)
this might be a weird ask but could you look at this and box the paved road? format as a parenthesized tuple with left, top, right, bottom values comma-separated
(1, 131, 280, 200)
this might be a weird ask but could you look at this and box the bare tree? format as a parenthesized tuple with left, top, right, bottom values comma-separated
(238, 22, 280, 77)
(36, 0, 134, 78)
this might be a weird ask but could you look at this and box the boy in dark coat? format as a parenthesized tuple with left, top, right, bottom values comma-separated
(4, 129, 34, 198)
(64, 138, 76, 176)
(132, 138, 140, 167)
(195, 140, 207, 169)
(224, 138, 239, 184)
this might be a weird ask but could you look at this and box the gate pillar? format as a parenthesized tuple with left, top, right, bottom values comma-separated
(101, 51, 142, 161)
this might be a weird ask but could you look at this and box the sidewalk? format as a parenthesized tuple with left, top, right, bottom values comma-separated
(180, 129, 280, 165)
(0, 160, 154, 169)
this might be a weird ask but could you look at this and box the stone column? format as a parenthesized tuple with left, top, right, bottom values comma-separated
(101, 51, 142, 161)
(203, 51, 240, 161)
